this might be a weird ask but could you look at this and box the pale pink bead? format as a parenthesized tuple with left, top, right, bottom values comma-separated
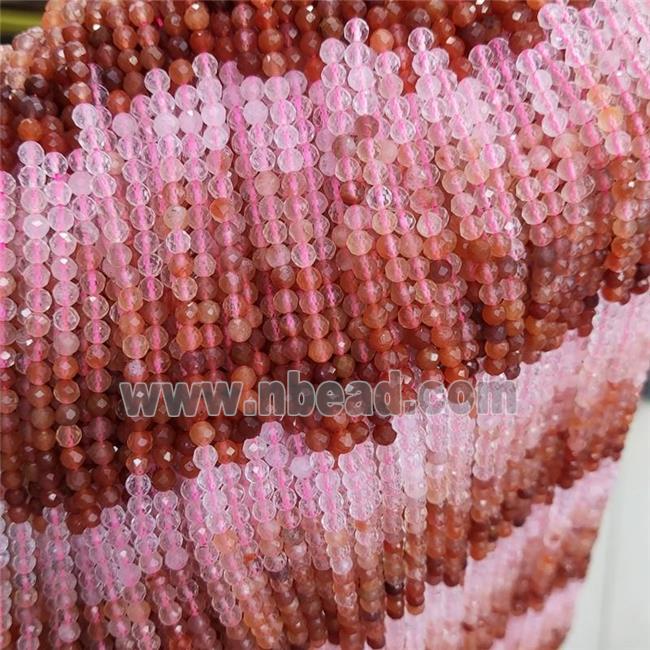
(464, 160, 489, 185)
(529, 223, 554, 246)
(346, 231, 373, 256)
(605, 131, 632, 155)
(172, 277, 198, 301)
(450, 193, 475, 217)
(459, 216, 484, 240)
(529, 145, 552, 170)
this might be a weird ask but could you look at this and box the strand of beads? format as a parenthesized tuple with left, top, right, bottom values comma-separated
(301, 73, 358, 454)
(38, 507, 82, 647)
(0, 169, 22, 529)
(126, 91, 180, 490)
(0, 1, 583, 162)
(376, 442, 407, 619)
(149, 504, 215, 644)
(340, 442, 386, 647)
(517, 33, 610, 348)
(220, 61, 272, 376)
(560, 2, 649, 302)
(404, 38, 480, 384)
(392, 416, 428, 611)
(44, 136, 98, 521)
(79, 522, 134, 646)
(188, 446, 254, 648)
(241, 73, 306, 396)
(68, 105, 118, 530)
(410, 41, 479, 381)
(533, 2, 647, 314)
(7, 520, 41, 650)
(14, 141, 64, 528)
(153, 491, 188, 574)
(291, 436, 342, 644)
(0, 504, 11, 648)
(221, 461, 285, 649)
(313, 451, 363, 648)
(278, 433, 331, 645)
(146, 570, 192, 647)
(253, 426, 312, 646)
(172, 564, 222, 650)
(0, 357, 643, 650)
(127, 479, 197, 648)
(444, 409, 476, 587)
(35, 137, 86, 526)
(463, 43, 530, 377)
(423, 407, 456, 579)
(70, 534, 112, 647)
(492, 581, 582, 650)
(472, 369, 521, 561)
(2, 9, 650, 521)
(99, 505, 160, 650)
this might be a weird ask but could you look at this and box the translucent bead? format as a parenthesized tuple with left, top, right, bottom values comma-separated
(348, 66, 374, 92)
(542, 109, 569, 137)
(481, 143, 507, 169)
(343, 18, 369, 44)
(450, 193, 476, 218)
(153, 113, 179, 137)
(346, 231, 373, 256)
(266, 75, 291, 101)
(391, 119, 417, 144)
(459, 216, 484, 241)
(274, 125, 299, 150)
(521, 200, 549, 225)
(240, 76, 264, 102)
(605, 131, 632, 156)
(23, 212, 50, 238)
(175, 85, 199, 112)
(71, 104, 97, 130)
(203, 126, 229, 151)
(192, 52, 219, 79)
(0, 220, 14, 247)
(277, 150, 304, 173)
(284, 70, 309, 96)
(19, 187, 46, 214)
(240, 100, 266, 127)
(270, 99, 296, 126)
(417, 210, 447, 237)
(165, 547, 188, 571)
(197, 78, 223, 107)
(379, 75, 404, 100)
(320, 38, 345, 64)
(77, 126, 107, 152)
(111, 113, 136, 139)
(0, 171, 16, 195)
(179, 110, 202, 134)
(248, 148, 274, 173)
(479, 203, 508, 233)
(17, 141, 44, 166)
(18, 166, 45, 189)
(291, 243, 317, 268)
(374, 52, 400, 77)
(125, 474, 151, 497)
(415, 74, 441, 100)
(144, 68, 171, 93)
(55, 425, 82, 448)
(408, 28, 435, 53)
(351, 91, 378, 116)
(200, 104, 226, 128)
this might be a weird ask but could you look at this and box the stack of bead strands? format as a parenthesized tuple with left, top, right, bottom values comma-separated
(0, 2, 649, 649)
